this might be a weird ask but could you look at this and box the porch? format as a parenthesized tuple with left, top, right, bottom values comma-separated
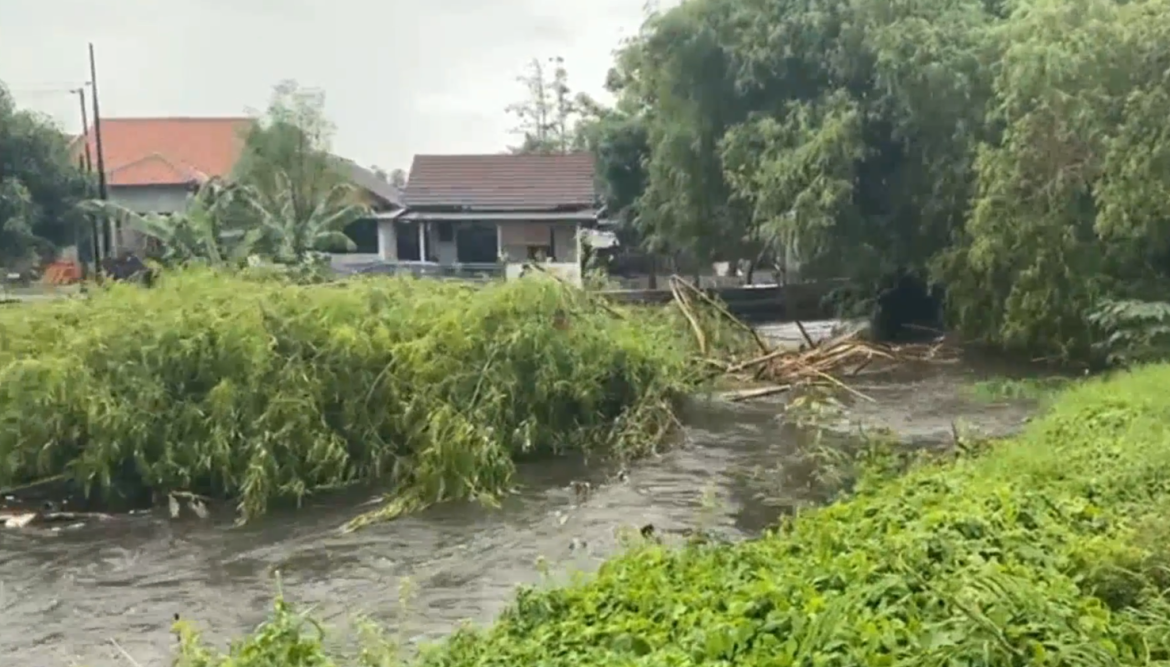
(376, 211, 590, 285)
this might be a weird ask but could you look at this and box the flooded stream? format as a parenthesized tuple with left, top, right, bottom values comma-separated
(0, 322, 1041, 666)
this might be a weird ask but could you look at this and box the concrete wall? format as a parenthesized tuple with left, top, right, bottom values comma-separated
(107, 184, 190, 255)
(498, 221, 578, 263)
(377, 220, 397, 260)
(505, 262, 582, 286)
(109, 184, 190, 214)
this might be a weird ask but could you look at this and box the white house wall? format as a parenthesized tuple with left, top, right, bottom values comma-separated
(107, 184, 191, 255)
(377, 220, 397, 260)
(498, 221, 578, 263)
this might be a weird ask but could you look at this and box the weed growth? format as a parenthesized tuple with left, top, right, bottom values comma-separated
(0, 269, 721, 521)
(963, 376, 1074, 403)
(177, 362, 1170, 665)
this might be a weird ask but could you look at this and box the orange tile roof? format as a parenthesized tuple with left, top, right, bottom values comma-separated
(73, 117, 253, 187)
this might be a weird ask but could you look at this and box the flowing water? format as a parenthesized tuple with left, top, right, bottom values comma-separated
(0, 322, 1041, 666)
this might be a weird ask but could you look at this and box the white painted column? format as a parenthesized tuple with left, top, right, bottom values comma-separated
(496, 223, 504, 262)
(377, 220, 398, 260)
(418, 222, 427, 261)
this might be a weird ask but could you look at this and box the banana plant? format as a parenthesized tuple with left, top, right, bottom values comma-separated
(80, 178, 263, 267)
(240, 167, 370, 263)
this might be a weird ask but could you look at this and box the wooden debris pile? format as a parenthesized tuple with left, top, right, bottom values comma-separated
(667, 275, 957, 402)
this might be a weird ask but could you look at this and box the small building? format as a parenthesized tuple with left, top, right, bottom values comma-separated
(72, 117, 402, 260)
(390, 152, 601, 283)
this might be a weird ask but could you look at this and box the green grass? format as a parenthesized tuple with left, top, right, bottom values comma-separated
(962, 375, 1075, 403)
(177, 362, 1170, 665)
(0, 268, 721, 522)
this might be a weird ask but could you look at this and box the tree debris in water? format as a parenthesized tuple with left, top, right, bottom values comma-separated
(667, 275, 959, 402)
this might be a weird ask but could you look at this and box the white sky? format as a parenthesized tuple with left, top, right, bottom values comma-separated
(0, 0, 667, 173)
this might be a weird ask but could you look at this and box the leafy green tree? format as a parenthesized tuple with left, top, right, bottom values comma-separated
(600, 0, 1170, 359)
(233, 80, 369, 259)
(937, 0, 1170, 358)
(241, 169, 369, 261)
(0, 83, 90, 267)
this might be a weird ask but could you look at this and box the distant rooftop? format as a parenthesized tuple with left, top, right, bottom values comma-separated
(403, 152, 597, 210)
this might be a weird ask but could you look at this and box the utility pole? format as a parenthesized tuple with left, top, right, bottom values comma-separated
(71, 87, 93, 172)
(89, 43, 111, 266)
(72, 85, 100, 275)
(72, 84, 100, 273)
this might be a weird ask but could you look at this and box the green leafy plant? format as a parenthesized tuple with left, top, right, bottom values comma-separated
(82, 179, 262, 267)
(0, 269, 711, 522)
(1087, 299, 1170, 365)
(177, 362, 1170, 666)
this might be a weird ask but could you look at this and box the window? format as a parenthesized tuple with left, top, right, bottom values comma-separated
(526, 245, 552, 261)
(343, 218, 379, 254)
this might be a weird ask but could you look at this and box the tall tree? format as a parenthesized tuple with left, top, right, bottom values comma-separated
(0, 82, 90, 267)
(389, 168, 407, 189)
(506, 57, 584, 154)
(232, 80, 369, 259)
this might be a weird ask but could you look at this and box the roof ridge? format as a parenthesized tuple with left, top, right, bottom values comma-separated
(96, 116, 254, 122)
(107, 152, 201, 181)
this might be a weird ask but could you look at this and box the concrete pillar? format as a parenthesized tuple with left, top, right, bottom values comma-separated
(378, 220, 398, 260)
(574, 223, 583, 267)
(418, 222, 427, 261)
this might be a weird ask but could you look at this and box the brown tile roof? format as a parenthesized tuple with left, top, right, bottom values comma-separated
(403, 152, 597, 210)
(73, 117, 253, 187)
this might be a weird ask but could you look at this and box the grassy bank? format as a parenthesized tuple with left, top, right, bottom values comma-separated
(0, 269, 713, 521)
(180, 363, 1170, 665)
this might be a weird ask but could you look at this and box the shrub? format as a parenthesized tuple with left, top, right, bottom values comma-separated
(174, 364, 1170, 665)
(0, 269, 708, 520)
(403, 364, 1170, 665)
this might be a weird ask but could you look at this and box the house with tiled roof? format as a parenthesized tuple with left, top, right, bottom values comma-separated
(72, 117, 402, 259)
(392, 152, 601, 282)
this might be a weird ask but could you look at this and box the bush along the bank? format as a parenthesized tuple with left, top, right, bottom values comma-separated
(180, 363, 1170, 664)
(0, 269, 714, 521)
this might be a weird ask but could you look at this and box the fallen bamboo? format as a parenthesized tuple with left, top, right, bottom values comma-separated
(656, 273, 956, 404)
(669, 275, 771, 354)
(670, 278, 708, 357)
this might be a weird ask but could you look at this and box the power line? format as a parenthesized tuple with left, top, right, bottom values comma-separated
(4, 80, 89, 88)
(8, 87, 76, 94)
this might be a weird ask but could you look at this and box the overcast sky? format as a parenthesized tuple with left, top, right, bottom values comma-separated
(0, 0, 665, 172)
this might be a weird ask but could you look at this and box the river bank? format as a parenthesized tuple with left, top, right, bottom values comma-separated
(164, 362, 1170, 666)
(0, 355, 1038, 665)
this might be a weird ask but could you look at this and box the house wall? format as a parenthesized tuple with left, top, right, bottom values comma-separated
(390, 220, 582, 265)
(498, 221, 578, 263)
(109, 184, 191, 214)
(107, 184, 191, 256)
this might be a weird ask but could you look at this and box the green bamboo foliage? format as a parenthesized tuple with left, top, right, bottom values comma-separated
(0, 269, 708, 520)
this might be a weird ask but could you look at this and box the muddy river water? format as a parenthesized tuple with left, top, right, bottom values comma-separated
(0, 322, 1041, 666)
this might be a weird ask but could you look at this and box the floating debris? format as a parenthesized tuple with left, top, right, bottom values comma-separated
(167, 491, 213, 520)
(667, 275, 958, 403)
(1, 509, 112, 530)
(2, 512, 36, 529)
(569, 480, 592, 503)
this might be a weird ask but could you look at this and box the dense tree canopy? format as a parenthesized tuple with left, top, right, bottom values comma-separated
(0, 83, 90, 267)
(583, 0, 1170, 359)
